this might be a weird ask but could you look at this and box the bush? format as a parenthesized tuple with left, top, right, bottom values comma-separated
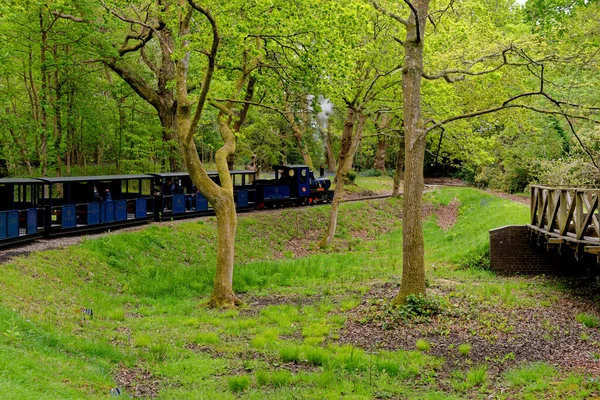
(459, 251, 490, 270)
(358, 168, 383, 177)
(397, 294, 444, 320)
(346, 170, 357, 184)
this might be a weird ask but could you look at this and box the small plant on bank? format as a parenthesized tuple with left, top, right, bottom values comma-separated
(576, 313, 600, 328)
(398, 294, 444, 320)
(361, 294, 445, 329)
(416, 339, 431, 352)
(227, 376, 250, 392)
(305, 347, 328, 366)
(346, 170, 357, 184)
(458, 343, 472, 357)
(451, 365, 488, 391)
(459, 251, 491, 270)
(279, 345, 301, 363)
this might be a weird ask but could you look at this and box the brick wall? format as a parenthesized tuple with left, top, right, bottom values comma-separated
(489, 225, 591, 275)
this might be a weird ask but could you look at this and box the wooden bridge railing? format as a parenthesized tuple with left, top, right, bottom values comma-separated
(530, 185, 600, 247)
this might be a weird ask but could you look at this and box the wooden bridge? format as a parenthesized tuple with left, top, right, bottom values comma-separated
(528, 185, 600, 261)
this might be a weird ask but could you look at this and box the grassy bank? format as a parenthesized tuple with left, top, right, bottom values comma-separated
(1, 186, 599, 399)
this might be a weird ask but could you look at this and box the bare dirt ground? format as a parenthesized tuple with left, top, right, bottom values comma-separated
(340, 280, 600, 378)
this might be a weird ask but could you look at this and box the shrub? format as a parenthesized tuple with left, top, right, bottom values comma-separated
(358, 168, 383, 177)
(397, 294, 444, 320)
(346, 170, 357, 183)
(459, 251, 490, 270)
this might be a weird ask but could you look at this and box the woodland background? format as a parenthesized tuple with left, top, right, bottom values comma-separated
(0, 0, 599, 193)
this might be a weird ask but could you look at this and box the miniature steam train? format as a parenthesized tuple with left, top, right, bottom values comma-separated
(0, 165, 332, 247)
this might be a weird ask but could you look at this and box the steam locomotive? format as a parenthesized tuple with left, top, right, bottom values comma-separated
(0, 165, 332, 247)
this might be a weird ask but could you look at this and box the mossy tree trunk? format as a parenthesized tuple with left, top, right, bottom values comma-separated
(284, 94, 316, 171)
(392, 134, 404, 197)
(393, 0, 429, 305)
(373, 112, 393, 172)
(322, 125, 337, 173)
(320, 108, 366, 248)
(175, 2, 241, 307)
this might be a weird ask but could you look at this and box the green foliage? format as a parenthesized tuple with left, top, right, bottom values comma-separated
(451, 365, 487, 391)
(227, 375, 251, 392)
(279, 345, 301, 363)
(399, 294, 444, 320)
(459, 251, 491, 270)
(358, 168, 383, 177)
(0, 186, 597, 398)
(504, 362, 556, 390)
(346, 170, 357, 184)
(416, 339, 432, 352)
(576, 313, 600, 328)
(458, 344, 471, 357)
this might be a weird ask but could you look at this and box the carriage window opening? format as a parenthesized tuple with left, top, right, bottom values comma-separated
(300, 169, 307, 183)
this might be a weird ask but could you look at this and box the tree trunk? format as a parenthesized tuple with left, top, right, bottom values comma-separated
(374, 136, 387, 172)
(392, 138, 404, 197)
(320, 109, 365, 248)
(53, 46, 63, 177)
(374, 113, 392, 172)
(320, 125, 336, 173)
(207, 194, 239, 307)
(291, 124, 316, 171)
(394, 1, 429, 305)
(158, 108, 179, 171)
(39, 12, 49, 176)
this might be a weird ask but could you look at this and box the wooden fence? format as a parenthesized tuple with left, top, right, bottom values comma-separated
(529, 185, 600, 257)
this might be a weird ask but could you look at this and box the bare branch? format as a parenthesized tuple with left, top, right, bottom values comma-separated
(425, 90, 600, 169)
(423, 46, 519, 83)
(99, 0, 154, 30)
(403, 0, 421, 43)
(187, 0, 220, 141)
(51, 11, 87, 23)
(371, 1, 409, 26)
(212, 98, 287, 119)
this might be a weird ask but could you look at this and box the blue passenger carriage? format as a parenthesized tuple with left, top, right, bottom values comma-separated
(40, 174, 154, 235)
(0, 178, 46, 246)
(151, 170, 256, 220)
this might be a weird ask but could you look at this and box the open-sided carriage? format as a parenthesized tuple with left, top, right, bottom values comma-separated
(39, 175, 154, 236)
(0, 178, 46, 245)
(150, 170, 257, 220)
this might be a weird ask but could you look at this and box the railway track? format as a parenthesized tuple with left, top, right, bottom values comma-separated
(0, 182, 503, 264)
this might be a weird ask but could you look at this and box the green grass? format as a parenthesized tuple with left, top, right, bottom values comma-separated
(451, 365, 488, 391)
(0, 186, 596, 398)
(576, 313, 600, 328)
(458, 343, 472, 356)
(416, 339, 432, 352)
